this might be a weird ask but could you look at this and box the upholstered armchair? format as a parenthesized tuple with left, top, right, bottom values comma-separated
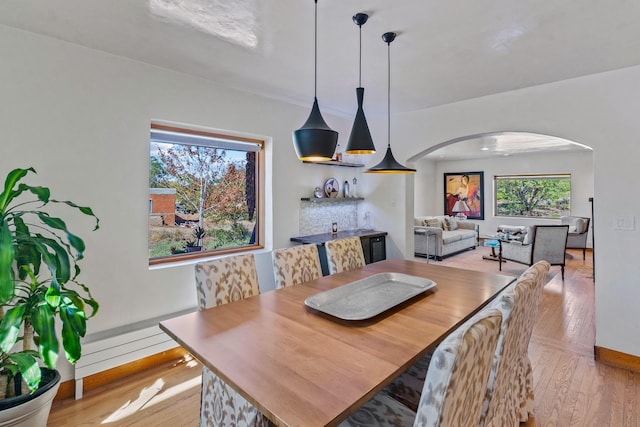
(500, 225, 569, 279)
(560, 216, 590, 260)
(272, 244, 323, 288)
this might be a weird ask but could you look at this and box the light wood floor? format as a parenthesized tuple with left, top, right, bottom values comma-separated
(49, 247, 640, 426)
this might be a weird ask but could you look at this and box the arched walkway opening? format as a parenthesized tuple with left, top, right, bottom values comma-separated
(408, 131, 594, 240)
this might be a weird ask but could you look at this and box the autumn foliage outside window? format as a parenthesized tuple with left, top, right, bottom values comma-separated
(149, 124, 263, 263)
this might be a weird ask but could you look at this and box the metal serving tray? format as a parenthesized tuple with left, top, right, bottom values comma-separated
(304, 272, 436, 320)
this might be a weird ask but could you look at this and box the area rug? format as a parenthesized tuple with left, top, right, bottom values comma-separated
(410, 245, 578, 284)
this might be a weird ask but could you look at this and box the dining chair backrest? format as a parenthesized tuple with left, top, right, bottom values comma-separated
(325, 236, 366, 275)
(194, 253, 260, 310)
(480, 261, 550, 427)
(272, 244, 323, 289)
(413, 308, 503, 427)
(193, 254, 268, 426)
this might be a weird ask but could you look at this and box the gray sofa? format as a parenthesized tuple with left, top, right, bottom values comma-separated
(414, 215, 478, 260)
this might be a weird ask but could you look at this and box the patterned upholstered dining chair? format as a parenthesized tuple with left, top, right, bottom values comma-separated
(513, 261, 549, 422)
(194, 254, 271, 427)
(272, 244, 323, 289)
(324, 236, 366, 275)
(384, 261, 550, 426)
(339, 307, 503, 427)
(480, 260, 549, 427)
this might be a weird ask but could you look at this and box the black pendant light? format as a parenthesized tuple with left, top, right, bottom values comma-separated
(292, 0, 338, 162)
(365, 32, 416, 174)
(345, 13, 375, 155)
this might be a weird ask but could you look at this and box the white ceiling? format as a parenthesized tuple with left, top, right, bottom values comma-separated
(2, 0, 637, 157)
(422, 132, 592, 161)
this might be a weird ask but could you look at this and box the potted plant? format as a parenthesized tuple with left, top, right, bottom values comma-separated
(0, 167, 99, 425)
(185, 226, 205, 252)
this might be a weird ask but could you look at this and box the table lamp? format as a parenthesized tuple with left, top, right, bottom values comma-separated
(452, 200, 470, 220)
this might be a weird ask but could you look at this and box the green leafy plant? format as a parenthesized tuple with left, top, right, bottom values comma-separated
(0, 167, 99, 395)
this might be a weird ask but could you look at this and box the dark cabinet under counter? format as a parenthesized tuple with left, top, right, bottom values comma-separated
(290, 230, 387, 275)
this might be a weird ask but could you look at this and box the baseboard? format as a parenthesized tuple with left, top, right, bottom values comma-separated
(54, 347, 189, 401)
(594, 345, 640, 373)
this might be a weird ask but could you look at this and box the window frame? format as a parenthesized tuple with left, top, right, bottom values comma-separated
(493, 173, 571, 219)
(149, 123, 264, 266)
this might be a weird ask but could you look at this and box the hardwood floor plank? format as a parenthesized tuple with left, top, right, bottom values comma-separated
(559, 356, 589, 427)
(49, 355, 201, 426)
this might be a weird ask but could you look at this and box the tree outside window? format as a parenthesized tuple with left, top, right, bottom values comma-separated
(149, 124, 262, 263)
(494, 174, 571, 218)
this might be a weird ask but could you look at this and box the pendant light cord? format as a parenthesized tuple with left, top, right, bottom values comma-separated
(314, 0, 318, 98)
(358, 23, 362, 87)
(387, 40, 391, 149)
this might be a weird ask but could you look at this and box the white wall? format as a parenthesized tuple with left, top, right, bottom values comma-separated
(414, 150, 594, 241)
(383, 65, 640, 358)
(414, 157, 437, 217)
(0, 25, 363, 379)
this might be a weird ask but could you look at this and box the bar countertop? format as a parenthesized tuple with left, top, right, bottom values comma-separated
(290, 229, 387, 245)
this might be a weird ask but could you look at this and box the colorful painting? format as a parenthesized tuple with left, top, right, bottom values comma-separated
(444, 172, 484, 220)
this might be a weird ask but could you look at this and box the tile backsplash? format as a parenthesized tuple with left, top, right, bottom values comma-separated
(299, 199, 360, 235)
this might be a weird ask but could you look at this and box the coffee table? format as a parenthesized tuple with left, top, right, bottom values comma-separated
(481, 234, 508, 262)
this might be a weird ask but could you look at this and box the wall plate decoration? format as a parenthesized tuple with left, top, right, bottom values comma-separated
(324, 178, 339, 198)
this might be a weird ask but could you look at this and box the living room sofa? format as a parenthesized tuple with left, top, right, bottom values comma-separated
(414, 215, 478, 260)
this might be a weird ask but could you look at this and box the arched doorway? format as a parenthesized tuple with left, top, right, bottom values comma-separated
(408, 131, 594, 239)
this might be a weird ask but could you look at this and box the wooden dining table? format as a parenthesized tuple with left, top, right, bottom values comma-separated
(159, 258, 516, 427)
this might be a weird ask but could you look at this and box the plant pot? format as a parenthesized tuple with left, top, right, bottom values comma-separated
(0, 369, 61, 427)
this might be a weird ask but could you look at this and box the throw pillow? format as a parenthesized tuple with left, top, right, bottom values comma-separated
(445, 217, 458, 231)
(424, 218, 441, 228)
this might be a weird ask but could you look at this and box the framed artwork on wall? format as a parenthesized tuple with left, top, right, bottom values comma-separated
(444, 172, 484, 220)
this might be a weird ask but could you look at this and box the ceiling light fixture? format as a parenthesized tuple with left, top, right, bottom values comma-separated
(292, 0, 338, 162)
(345, 13, 375, 155)
(365, 32, 416, 174)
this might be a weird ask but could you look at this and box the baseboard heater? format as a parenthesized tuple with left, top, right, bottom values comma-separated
(74, 307, 195, 399)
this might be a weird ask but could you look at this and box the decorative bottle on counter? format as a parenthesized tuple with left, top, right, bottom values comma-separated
(343, 180, 350, 198)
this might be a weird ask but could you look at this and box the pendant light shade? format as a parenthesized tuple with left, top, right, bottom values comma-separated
(345, 13, 375, 155)
(293, 97, 339, 161)
(365, 32, 415, 174)
(292, 0, 338, 162)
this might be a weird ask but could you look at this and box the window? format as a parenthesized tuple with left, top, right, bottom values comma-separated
(149, 124, 263, 264)
(494, 174, 571, 218)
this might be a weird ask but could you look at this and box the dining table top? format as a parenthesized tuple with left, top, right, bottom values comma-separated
(159, 258, 516, 427)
